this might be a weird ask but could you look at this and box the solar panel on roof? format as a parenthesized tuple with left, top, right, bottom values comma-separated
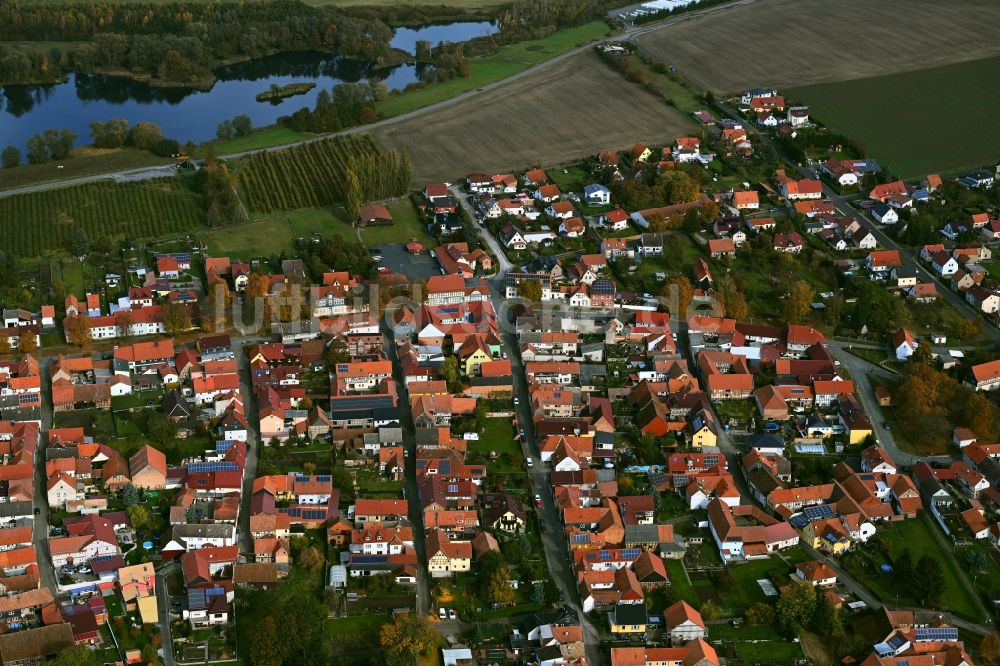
(802, 505, 834, 521)
(915, 627, 957, 641)
(621, 548, 640, 559)
(316, 475, 331, 482)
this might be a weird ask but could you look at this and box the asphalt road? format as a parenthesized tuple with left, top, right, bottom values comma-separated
(156, 561, 178, 666)
(381, 321, 431, 618)
(235, 340, 261, 557)
(32, 358, 57, 594)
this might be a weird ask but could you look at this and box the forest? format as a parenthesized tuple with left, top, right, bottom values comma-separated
(0, 0, 396, 85)
(0, 0, 621, 86)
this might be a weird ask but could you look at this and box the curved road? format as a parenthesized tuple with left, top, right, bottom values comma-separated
(0, 0, 757, 200)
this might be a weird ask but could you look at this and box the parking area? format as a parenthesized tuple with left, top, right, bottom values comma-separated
(371, 244, 441, 282)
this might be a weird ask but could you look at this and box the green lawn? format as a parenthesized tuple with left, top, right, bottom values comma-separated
(324, 613, 390, 637)
(787, 55, 1000, 179)
(210, 127, 314, 155)
(852, 516, 981, 620)
(200, 206, 358, 258)
(359, 199, 434, 247)
(664, 559, 700, 607)
(376, 21, 611, 118)
(467, 417, 525, 475)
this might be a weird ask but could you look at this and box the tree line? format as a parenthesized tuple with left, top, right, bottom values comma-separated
(0, 1, 397, 85)
(2, 119, 181, 168)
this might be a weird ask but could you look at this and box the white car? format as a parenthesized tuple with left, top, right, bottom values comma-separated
(448, 609, 457, 620)
(513, 397, 520, 405)
(439, 607, 447, 619)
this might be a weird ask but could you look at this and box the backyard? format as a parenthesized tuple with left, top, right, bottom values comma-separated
(468, 417, 525, 475)
(358, 199, 435, 248)
(842, 515, 983, 620)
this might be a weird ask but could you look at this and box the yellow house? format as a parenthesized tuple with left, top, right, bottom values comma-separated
(118, 562, 158, 624)
(458, 335, 494, 377)
(688, 409, 718, 450)
(799, 520, 851, 556)
(425, 530, 471, 577)
(462, 347, 492, 377)
(609, 603, 649, 634)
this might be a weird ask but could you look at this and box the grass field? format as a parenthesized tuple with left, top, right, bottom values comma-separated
(0, 148, 170, 192)
(201, 206, 356, 258)
(372, 49, 696, 184)
(787, 56, 1000, 178)
(211, 127, 314, 156)
(376, 21, 611, 118)
(638, 0, 1000, 94)
(359, 199, 432, 246)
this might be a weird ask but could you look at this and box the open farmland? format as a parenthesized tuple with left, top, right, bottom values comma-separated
(638, 0, 1000, 94)
(371, 50, 696, 184)
(788, 56, 1000, 179)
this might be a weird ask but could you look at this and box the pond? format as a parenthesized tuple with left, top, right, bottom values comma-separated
(0, 20, 498, 153)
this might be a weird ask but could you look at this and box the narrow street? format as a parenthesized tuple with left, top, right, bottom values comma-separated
(155, 561, 178, 666)
(32, 358, 57, 594)
(498, 313, 606, 666)
(381, 321, 431, 617)
(234, 341, 260, 556)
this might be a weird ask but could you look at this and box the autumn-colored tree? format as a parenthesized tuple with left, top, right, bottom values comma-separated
(17, 332, 37, 355)
(115, 310, 133, 341)
(379, 613, 444, 666)
(162, 300, 192, 336)
(783, 280, 814, 325)
(65, 316, 92, 346)
(964, 392, 1000, 442)
(717, 276, 748, 321)
(484, 566, 516, 605)
(0, 335, 10, 356)
(745, 602, 774, 626)
(297, 545, 324, 573)
(249, 615, 284, 666)
(517, 278, 543, 302)
(661, 276, 693, 319)
(980, 633, 1000, 664)
(127, 504, 149, 531)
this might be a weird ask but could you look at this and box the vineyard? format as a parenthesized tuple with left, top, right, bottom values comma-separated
(0, 179, 204, 258)
(235, 136, 410, 214)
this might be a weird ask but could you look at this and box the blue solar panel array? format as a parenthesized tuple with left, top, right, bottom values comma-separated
(915, 627, 958, 641)
(802, 505, 834, 521)
(188, 461, 239, 473)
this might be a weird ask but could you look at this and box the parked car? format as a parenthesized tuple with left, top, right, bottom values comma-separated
(448, 609, 457, 620)
(534, 494, 542, 508)
(526, 458, 533, 468)
(439, 607, 447, 619)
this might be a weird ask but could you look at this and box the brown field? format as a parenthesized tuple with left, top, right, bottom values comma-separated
(371, 50, 696, 184)
(638, 0, 1000, 94)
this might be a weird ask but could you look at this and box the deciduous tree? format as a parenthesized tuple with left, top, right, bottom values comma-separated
(516, 278, 542, 302)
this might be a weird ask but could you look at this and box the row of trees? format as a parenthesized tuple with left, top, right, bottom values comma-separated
(284, 81, 387, 134)
(1, 119, 179, 168)
(90, 118, 178, 156)
(216, 114, 254, 141)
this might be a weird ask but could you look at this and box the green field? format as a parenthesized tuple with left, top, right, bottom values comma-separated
(211, 127, 314, 156)
(0, 178, 204, 258)
(201, 206, 356, 258)
(359, 199, 433, 247)
(788, 55, 1000, 179)
(376, 21, 611, 118)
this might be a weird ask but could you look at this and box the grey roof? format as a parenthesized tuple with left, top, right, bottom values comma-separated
(0, 501, 32, 519)
(172, 523, 234, 539)
(612, 602, 648, 624)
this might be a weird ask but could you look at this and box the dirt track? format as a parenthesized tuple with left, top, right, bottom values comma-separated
(638, 0, 1000, 94)
(371, 50, 696, 184)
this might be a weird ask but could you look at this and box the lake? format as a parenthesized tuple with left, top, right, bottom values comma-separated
(0, 20, 496, 153)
